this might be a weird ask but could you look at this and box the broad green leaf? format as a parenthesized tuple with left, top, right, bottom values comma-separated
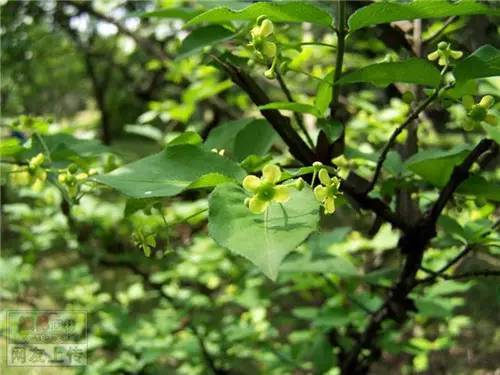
(124, 198, 160, 217)
(0, 138, 23, 157)
(482, 123, 500, 144)
(178, 25, 235, 58)
(94, 144, 246, 198)
(186, 2, 333, 27)
(336, 59, 441, 87)
(258, 102, 321, 116)
(317, 119, 343, 143)
(315, 71, 334, 117)
(348, 0, 498, 32)
(458, 175, 500, 202)
(204, 118, 277, 161)
(136, 7, 201, 21)
(405, 145, 472, 187)
(124, 124, 163, 142)
(453, 45, 500, 84)
(280, 255, 359, 278)
(168, 131, 203, 146)
(208, 183, 319, 280)
(23, 134, 108, 161)
(187, 173, 236, 189)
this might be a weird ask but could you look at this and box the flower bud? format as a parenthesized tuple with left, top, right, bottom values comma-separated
(294, 178, 305, 191)
(29, 153, 45, 169)
(261, 19, 274, 36)
(402, 91, 415, 104)
(437, 41, 448, 50)
(479, 95, 494, 109)
(68, 163, 78, 174)
(264, 67, 276, 79)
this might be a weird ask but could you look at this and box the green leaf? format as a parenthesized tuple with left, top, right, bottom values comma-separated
(482, 123, 500, 144)
(405, 145, 472, 187)
(348, 0, 498, 32)
(178, 25, 235, 58)
(136, 7, 201, 21)
(168, 131, 202, 146)
(186, 2, 333, 27)
(280, 255, 359, 278)
(24, 134, 108, 161)
(0, 138, 23, 157)
(458, 175, 500, 202)
(94, 144, 246, 198)
(124, 124, 163, 142)
(204, 118, 277, 161)
(317, 119, 343, 143)
(336, 59, 441, 87)
(315, 71, 334, 117)
(208, 183, 319, 280)
(258, 102, 321, 116)
(124, 198, 160, 217)
(453, 45, 500, 85)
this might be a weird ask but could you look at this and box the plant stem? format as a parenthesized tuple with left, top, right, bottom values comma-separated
(330, 0, 346, 118)
(276, 70, 315, 148)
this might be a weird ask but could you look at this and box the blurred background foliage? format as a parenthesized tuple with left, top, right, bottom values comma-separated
(1, 1, 499, 374)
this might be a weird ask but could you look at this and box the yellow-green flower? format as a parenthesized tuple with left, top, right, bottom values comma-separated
(313, 168, 340, 215)
(462, 95, 497, 130)
(427, 42, 463, 66)
(132, 228, 156, 257)
(242, 164, 290, 214)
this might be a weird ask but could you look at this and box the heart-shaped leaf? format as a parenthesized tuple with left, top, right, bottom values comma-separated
(208, 183, 319, 280)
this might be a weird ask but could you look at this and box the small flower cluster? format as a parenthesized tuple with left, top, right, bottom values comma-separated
(248, 17, 278, 79)
(242, 162, 339, 216)
(132, 228, 156, 257)
(313, 168, 341, 215)
(58, 163, 96, 198)
(462, 95, 497, 130)
(427, 42, 463, 66)
(10, 153, 47, 192)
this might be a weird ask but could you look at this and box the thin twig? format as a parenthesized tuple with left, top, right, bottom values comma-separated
(366, 88, 443, 193)
(275, 70, 314, 148)
(330, 0, 346, 118)
(424, 16, 458, 44)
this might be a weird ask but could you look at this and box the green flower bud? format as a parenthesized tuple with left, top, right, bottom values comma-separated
(294, 178, 305, 191)
(479, 95, 494, 109)
(437, 41, 448, 50)
(29, 153, 45, 169)
(68, 163, 78, 174)
(468, 105, 487, 122)
(264, 67, 276, 79)
(402, 91, 415, 104)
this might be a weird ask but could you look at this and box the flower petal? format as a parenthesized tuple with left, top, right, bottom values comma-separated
(314, 186, 327, 202)
(248, 196, 269, 214)
(485, 114, 497, 126)
(318, 168, 331, 186)
(273, 185, 290, 203)
(324, 197, 336, 214)
(262, 164, 281, 184)
(242, 175, 262, 193)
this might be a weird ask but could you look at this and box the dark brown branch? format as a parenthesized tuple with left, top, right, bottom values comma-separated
(428, 138, 496, 224)
(211, 54, 317, 165)
(275, 70, 314, 148)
